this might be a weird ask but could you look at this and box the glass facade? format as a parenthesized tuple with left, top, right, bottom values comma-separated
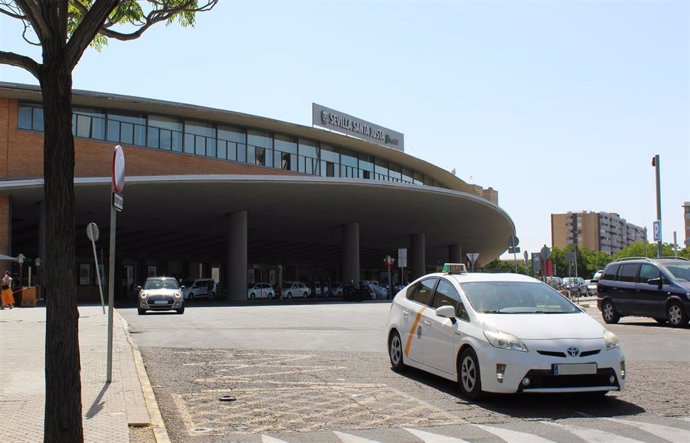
(17, 102, 441, 188)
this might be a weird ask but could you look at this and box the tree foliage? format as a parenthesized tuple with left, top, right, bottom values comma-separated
(0, 2, 217, 441)
(491, 241, 689, 281)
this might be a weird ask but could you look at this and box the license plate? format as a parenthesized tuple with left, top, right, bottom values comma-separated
(154, 300, 168, 305)
(553, 363, 597, 375)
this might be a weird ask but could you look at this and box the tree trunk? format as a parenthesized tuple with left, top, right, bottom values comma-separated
(40, 51, 83, 442)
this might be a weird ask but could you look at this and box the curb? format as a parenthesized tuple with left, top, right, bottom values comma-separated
(116, 310, 171, 443)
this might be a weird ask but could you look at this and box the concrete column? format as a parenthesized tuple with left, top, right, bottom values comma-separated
(448, 243, 463, 264)
(227, 210, 248, 302)
(409, 233, 426, 280)
(342, 222, 360, 284)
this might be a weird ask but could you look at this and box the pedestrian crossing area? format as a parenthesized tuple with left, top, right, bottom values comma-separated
(259, 417, 690, 443)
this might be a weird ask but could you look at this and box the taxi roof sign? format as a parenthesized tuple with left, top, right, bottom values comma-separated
(442, 263, 467, 274)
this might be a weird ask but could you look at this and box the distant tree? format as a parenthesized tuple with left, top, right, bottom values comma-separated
(0, 2, 217, 441)
(578, 247, 611, 277)
(613, 241, 677, 260)
(484, 259, 530, 275)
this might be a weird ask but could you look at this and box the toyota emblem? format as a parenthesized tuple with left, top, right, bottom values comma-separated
(567, 346, 580, 357)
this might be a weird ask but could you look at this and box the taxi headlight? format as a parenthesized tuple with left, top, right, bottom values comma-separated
(604, 329, 619, 350)
(139, 291, 147, 299)
(174, 292, 181, 298)
(484, 331, 528, 352)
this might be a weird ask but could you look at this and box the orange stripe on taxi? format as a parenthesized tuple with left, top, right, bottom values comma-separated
(404, 306, 426, 357)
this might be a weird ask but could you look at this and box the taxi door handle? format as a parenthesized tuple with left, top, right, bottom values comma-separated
(423, 320, 431, 326)
(403, 310, 410, 318)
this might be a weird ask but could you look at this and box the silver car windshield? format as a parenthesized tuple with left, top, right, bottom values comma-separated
(144, 279, 179, 290)
(460, 281, 580, 314)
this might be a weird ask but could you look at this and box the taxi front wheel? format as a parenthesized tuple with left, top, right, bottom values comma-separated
(388, 331, 406, 372)
(458, 348, 483, 400)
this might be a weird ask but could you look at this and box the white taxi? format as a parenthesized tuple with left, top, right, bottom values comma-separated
(386, 264, 625, 400)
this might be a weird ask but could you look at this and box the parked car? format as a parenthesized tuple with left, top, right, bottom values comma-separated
(562, 277, 586, 297)
(138, 276, 184, 315)
(313, 281, 331, 297)
(282, 281, 311, 298)
(545, 276, 564, 290)
(364, 281, 388, 299)
(587, 270, 604, 296)
(247, 283, 275, 300)
(182, 278, 217, 301)
(386, 263, 625, 399)
(597, 257, 690, 327)
(337, 282, 373, 302)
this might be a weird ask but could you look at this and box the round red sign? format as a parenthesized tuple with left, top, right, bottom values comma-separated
(112, 145, 125, 193)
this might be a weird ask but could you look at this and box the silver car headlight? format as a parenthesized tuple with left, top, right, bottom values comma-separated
(139, 291, 147, 299)
(484, 330, 528, 352)
(604, 329, 619, 350)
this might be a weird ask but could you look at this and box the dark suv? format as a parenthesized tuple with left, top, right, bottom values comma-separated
(597, 257, 690, 327)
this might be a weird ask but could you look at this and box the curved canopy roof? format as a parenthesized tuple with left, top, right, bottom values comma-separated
(3, 175, 514, 267)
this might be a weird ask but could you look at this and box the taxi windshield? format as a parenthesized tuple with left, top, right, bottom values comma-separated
(460, 281, 580, 314)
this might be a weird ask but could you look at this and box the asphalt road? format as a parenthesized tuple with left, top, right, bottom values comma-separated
(120, 300, 690, 443)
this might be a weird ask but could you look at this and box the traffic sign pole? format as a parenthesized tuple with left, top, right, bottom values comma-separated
(86, 223, 105, 314)
(107, 145, 125, 383)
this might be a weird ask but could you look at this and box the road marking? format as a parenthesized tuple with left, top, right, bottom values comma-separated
(334, 431, 381, 442)
(404, 307, 426, 356)
(404, 427, 471, 442)
(604, 418, 690, 443)
(541, 420, 645, 442)
(194, 365, 345, 382)
(473, 424, 555, 443)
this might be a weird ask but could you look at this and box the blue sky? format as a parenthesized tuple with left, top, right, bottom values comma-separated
(1, 0, 688, 259)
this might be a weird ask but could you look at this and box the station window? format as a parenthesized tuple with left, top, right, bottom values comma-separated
(340, 149, 358, 178)
(17, 104, 44, 131)
(72, 108, 106, 140)
(147, 115, 183, 151)
(184, 120, 216, 157)
(320, 145, 339, 178)
(359, 154, 374, 180)
(218, 125, 246, 161)
(274, 134, 297, 171)
(107, 112, 146, 146)
(375, 158, 389, 181)
(298, 139, 319, 174)
(248, 130, 273, 167)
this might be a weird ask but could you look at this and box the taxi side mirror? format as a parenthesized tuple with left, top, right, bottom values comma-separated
(436, 305, 456, 323)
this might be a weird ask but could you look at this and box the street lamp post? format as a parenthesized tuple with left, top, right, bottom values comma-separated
(17, 253, 25, 288)
(652, 155, 662, 257)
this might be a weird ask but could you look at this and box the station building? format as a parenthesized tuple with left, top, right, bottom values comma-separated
(0, 82, 514, 302)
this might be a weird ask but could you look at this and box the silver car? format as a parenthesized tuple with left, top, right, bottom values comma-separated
(138, 276, 184, 315)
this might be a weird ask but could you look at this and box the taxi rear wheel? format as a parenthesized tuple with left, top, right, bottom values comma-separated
(458, 348, 483, 400)
(388, 331, 406, 372)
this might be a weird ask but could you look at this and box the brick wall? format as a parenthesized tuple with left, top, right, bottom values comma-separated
(4, 98, 300, 178)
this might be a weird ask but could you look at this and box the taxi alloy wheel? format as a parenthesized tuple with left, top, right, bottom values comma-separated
(389, 331, 405, 372)
(667, 301, 688, 328)
(459, 348, 482, 400)
(602, 300, 620, 324)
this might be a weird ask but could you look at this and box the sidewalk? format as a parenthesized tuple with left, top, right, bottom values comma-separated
(0, 305, 169, 442)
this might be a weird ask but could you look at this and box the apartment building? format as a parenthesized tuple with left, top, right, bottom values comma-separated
(683, 202, 690, 247)
(551, 211, 647, 255)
